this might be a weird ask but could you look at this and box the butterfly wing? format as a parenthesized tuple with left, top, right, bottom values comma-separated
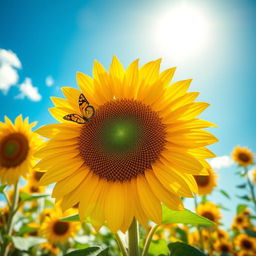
(79, 93, 95, 120)
(63, 114, 86, 124)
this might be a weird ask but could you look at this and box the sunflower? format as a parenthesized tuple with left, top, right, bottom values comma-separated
(196, 202, 221, 224)
(0, 115, 41, 185)
(193, 168, 217, 195)
(232, 146, 254, 167)
(36, 57, 217, 232)
(232, 214, 251, 231)
(235, 234, 256, 252)
(212, 228, 229, 241)
(214, 240, 233, 254)
(40, 208, 80, 243)
(29, 170, 45, 184)
(21, 181, 45, 194)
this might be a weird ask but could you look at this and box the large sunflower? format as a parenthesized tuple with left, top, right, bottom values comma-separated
(193, 167, 217, 195)
(0, 115, 41, 185)
(36, 57, 217, 232)
(232, 146, 254, 167)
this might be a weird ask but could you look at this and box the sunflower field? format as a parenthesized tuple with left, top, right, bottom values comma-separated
(0, 57, 255, 256)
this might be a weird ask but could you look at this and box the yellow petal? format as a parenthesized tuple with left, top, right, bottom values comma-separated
(136, 174, 162, 224)
(145, 170, 184, 210)
(105, 181, 125, 233)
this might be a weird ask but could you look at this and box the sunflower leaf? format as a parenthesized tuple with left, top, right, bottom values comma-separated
(12, 236, 46, 251)
(61, 214, 80, 222)
(168, 242, 206, 256)
(236, 183, 247, 189)
(219, 189, 231, 199)
(148, 239, 169, 256)
(236, 204, 248, 214)
(63, 247, 108, 256)
(0, 184, 7, 193)
(244, 228, 256, 237)
(19, 192, 49, 201)
(162, 206, 215, 226)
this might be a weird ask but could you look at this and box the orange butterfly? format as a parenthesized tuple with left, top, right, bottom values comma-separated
(63, 94, 95, 124)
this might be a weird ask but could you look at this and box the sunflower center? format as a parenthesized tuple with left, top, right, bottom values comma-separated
(238, 153, 250, 162)
(202, 211, 215, 222)
(236, 217, 243, 223)
(0, 133, 29, 168)
(241, 239, 253, 250)
(101, 118, 141, 154)
(34, 171, 44, 181)
(194, 175, 210, 187)
(220, 244, 230, 252)
(53, 221, 69, 235)
(79, 99, 166, 182)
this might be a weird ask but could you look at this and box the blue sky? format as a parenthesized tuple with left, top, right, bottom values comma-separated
(1, 0, 256, 227)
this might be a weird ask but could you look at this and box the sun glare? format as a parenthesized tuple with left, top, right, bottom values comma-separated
(154, 4, 211, 60)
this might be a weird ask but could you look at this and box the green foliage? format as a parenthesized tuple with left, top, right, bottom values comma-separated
(236, 204, 248, 214)
(148, 239, 169, 256)
(162, 206, 215, 226)
(61, 214, 80, 222)
(244, 228, 256, 237)
(236, 183, 247, 189)
(168, 242, 206, 256)
(219, 189, 231, 199)
(12, 236, 46, 251)
(64, 247, 108, 256)
(19, 192, 49, 202)
(0, 184, 7, 193)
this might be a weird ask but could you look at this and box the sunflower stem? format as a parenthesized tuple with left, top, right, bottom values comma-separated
(193, 194, 205, 252)
(1, 182, 19, 256)
(128, 218, 140, 256)
(141, 224, 159, 256)
(244, 167, 256, 212)
(115, 232, 128, 256)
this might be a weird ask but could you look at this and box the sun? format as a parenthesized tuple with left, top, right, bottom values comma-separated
(153, 3, 211, 60)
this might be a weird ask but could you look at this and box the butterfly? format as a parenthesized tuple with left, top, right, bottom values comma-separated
(63, 93, 95, 124)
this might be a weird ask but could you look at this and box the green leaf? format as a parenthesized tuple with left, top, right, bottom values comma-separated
(19, 192, 49, 202)
(12, 237, 46, 251)
(236, 183, 247, 189)
(217, 203, 230, 211)
(236, 204, 248, 214)
(148, 240, 169, 256)
(168, 242, 206, 256)
(0, 184, 7, 193)
(174, 227, 188, 243)
(61, 214, 80, 222)
(64, 247, 108, 256)
(236, 195, 251, 201)
(162, 206, 215, 226)
(244, 228, 256, 237)
(219, 189, 231, 199)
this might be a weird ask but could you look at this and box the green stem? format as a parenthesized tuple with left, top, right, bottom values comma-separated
(128, 218, 140, 256)
(244, 167, 256, 212)
(141, 224, 159, 256)
(115, 232, 128, 256)
(194, 194, 205, 252)
(1, 182, 19, 256)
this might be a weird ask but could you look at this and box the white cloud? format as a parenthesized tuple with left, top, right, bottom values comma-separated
(0, 64, 19, 94)
(0, 49, 21, 94)
(45, 75, 54, 87)
(208, 155, 234, 169)
(16, 78, 42, 102)
(0, 49, 22, 68)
